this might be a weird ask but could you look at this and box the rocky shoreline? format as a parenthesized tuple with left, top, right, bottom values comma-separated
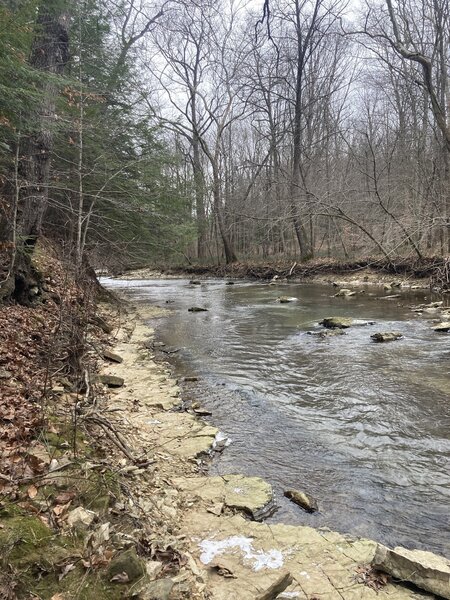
(96, 297, 449, 600)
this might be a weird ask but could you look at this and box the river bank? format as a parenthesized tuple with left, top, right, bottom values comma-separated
(93, 297, 447, 599)
(113, 256, 450, 291)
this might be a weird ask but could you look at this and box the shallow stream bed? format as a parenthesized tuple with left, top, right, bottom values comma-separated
(104, 278, 450, 556)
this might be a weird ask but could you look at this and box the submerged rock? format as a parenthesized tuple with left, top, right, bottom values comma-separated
(188, 306, 208, 312)
(226, 281, 235, 285)
(373, 544, 450, 599)
(319, 316, 353, 328)
(307, 329, 346, 337)
(189, 280, 202, 285)
(319, 316, 375, 328)
(433, 322, 450, 332)
(277, 296, 297, 303)
(371, 332, 403, 342)
(334, 288, 356, 297)
(284, 489, 318, 513)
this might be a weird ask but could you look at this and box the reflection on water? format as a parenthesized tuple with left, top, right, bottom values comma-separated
(103, 278, 450, 555)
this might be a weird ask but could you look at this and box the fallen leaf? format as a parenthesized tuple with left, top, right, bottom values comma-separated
(58, 563, 76, 581)
(110, 571, 129, 583)
(53, 500, 72, 516)
(55, 490, 76, 504)
(27, 484, 38, 499)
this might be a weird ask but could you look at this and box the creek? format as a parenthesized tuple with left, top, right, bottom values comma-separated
(104, 277, 450, 555)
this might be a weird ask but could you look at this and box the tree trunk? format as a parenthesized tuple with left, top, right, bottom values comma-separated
(19, 2, 70, 243)
(212, 168, 237, 264)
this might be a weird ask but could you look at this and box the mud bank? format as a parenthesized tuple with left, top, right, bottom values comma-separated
(99, 300, 444, 599)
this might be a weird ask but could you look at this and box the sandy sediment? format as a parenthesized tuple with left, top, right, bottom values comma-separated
(99, 302, 434, 599)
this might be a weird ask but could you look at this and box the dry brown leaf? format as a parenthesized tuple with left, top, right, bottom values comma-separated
(55, 490, 76, 504)
(27, 484, 38, 499)
(53, 501, 72, 517)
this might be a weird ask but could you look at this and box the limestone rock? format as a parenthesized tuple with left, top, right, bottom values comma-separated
(284, 489, 318, 513)
(373, 544, 450, 599)
(188, 306, 208, 312)
(96, 374, 124, 387)
(103, 349, 123, 363)
(320, 316, 353, 329)
(224, 474, 274, 520)
(108, 548, 145, 583)
(433, 322, 450, 332)
(371, 332, 403, 342)
(67, 506, 97, 529)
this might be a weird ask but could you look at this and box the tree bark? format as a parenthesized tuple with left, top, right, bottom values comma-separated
(19, 2, 70, 242)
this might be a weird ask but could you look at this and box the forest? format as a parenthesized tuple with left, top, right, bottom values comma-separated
(0, 0, 449, 281)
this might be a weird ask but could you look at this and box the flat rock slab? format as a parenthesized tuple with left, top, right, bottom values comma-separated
(373, 544, 450, 599)
(174, 474, 274, 520)
(183, 512, 430, 600)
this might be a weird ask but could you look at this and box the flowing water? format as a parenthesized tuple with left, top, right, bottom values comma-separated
(104, 278, 450, 555)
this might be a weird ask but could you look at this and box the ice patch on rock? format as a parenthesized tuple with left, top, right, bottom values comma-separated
(199, 535, 283, 571)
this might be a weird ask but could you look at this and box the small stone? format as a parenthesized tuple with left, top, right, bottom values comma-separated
(188, 306, 208, 312)
(226, 281, 235, 285)
(184, 376, 198, 382)
(383, 283, 392, 290)
(67, 506, 97, 529)
(334, 288, 356, 297)
(139, 578, 174, 600)
(433, 322, 450, 332)
(96, 374, 124, 387)
(193, 406, 212, 416)
(277, 296, 297, 303)
(103, 349, 123, 363)
(371, 332, 403, 342)
(108, 548, 145, 583)
(284, 489, 318, 513)
(189, 280, 202, 285)
(145, 560, 163, 580)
